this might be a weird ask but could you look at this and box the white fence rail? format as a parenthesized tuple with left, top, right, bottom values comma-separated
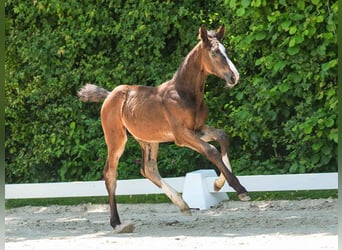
(5, 172, 337, 200)
(206, 172, 338, 192)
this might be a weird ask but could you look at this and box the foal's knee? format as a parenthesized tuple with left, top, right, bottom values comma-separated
(216, 129, 229, 147)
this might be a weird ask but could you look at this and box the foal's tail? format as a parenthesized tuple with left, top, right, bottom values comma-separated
(78, 84, 110, 102)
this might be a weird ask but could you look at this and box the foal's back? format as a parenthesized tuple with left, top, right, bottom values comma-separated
(103, 83, 176, 143)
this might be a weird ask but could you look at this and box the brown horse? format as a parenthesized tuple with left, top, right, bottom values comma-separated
(78, 25, 250, 233)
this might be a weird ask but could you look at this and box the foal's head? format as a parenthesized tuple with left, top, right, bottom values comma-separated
(199, 25, 240, 88)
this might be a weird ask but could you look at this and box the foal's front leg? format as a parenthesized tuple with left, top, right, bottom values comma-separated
(175, 128, 250, 201)
(198, 126, 250, 201)
(198, 126, 232, 191)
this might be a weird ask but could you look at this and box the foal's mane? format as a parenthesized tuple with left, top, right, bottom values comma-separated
(171, 42, 202, 81)
(171, 29, 220, 86)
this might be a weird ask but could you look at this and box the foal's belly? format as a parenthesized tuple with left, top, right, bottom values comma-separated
(123, 113, 175, 143)
(121, 87, 175, 143)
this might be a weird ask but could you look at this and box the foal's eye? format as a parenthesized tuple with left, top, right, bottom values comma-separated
(211, 50, 218, 57)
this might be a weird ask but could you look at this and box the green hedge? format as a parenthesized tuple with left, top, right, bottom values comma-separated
(5, 0, 338, 183)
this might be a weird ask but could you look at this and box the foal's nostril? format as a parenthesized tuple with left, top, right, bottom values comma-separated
(231, 75, 236, 84)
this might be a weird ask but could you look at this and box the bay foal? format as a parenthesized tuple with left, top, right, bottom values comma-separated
(78, 25, 250, 232)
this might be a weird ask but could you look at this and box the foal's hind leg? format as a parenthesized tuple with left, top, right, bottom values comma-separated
(101, 105, 134, 232)
(103, 132, 135, 232)
(138, 141, 191, 214)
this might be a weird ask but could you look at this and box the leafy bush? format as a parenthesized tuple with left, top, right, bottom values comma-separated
(5, 0, 337, 183)
(220, 0, 338, 175)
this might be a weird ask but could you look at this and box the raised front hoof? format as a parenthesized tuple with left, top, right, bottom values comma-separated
(113, 222, 135, 234)
(213, 183, 222, 192)
(238, 193, 251, 201)
(213, 179, 224, 192)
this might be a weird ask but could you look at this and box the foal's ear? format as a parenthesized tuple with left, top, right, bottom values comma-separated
(216, 24, 226, 41)
(199, 26, 210, 47)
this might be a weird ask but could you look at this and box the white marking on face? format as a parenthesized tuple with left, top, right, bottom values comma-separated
(218, 43, 240, 84)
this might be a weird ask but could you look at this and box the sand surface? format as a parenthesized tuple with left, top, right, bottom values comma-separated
(5, 199, 337, 250)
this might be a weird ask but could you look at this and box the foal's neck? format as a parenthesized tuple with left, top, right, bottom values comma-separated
(172, 43, 207, 95)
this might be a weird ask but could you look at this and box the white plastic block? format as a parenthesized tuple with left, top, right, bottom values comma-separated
(182, 169, 229, 210)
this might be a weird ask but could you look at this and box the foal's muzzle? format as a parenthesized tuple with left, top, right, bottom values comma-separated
(224, 72, 239, 88)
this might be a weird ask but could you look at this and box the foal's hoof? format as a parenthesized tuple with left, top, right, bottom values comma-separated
(113, 222, 135, 234)
(181, 208, 192, 216)
(213, 183, 221, 192)
(213, 180, 224, 192)
(238, 193, 251, 201)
